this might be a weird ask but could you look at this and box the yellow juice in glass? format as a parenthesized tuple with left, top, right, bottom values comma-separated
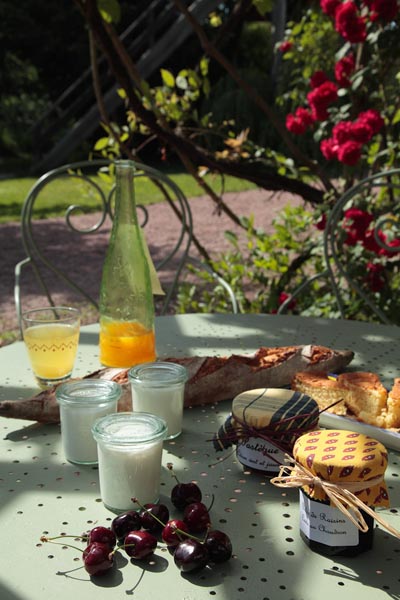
(99, 318, 156, 367)
(24, 323, 80, 381)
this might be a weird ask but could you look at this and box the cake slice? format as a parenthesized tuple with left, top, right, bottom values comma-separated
(377, 377, 400, 429)
(292, 371, 388, 426)
(291, 371, 348, 416)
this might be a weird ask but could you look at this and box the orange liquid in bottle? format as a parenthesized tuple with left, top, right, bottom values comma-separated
(99, 318, 156, 367)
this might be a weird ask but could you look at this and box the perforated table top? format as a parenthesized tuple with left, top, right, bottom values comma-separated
(0, 314, 399, 600)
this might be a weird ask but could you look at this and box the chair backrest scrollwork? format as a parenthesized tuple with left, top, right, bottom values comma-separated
(279, 168, 400, 324)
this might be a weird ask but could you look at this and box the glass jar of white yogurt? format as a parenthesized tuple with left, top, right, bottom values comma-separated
(56, 379, 121, 465)
(92, 412, 167, 513)
(128, 361, 188, 439)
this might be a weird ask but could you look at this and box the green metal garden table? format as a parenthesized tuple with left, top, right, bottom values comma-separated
(0, 314, 399, 600)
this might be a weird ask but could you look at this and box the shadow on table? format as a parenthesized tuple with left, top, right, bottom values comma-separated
(0, 580, 25, 600)
(6, 421, 59, 441)
(323, 527, 400, 599)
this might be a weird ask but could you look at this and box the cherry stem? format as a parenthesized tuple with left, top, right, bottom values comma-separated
(40, 535, 87, 554)
(166, 462, 180, 484)
(131, 497, 204, 544)
(41, 534, 118, 557)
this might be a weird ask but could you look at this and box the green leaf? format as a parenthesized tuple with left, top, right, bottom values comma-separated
(176, 76, 188, 90)
(94, 137, 110, 150)
(97, 0, 121, 24)
(199, 57, 209, 77)
(252, 0, 273, 17)
(392, 108, 400, 125)
(160, 69, 175, 88)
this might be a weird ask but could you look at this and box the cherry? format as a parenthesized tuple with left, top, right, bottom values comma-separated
(111, 510, 142, 543)
(183, 502, 211, 533)
(82, 542, 114, 576)
(87, 526, 116, 549)
(140, 503, 170, 533)
(168, 464, 202, 510)
(204, 530, 232, 563)
(161, 519, 190, 547)
(171, 482, 202, 510)
(174, 539, 209, 573)
(124, 530, 157, 560)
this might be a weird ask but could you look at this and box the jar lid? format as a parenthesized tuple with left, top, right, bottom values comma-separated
(232, 388, 319, 431)
(92, 412, 167, 445)
(56, 380, 122, 406)
(294, 429, 389, 507)
(128, 361, 188, 388)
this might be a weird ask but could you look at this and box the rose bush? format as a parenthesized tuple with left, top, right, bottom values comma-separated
(178, 1, 400, 323)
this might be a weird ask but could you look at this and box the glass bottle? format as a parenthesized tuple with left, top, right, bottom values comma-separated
(99, 160, 156, 367)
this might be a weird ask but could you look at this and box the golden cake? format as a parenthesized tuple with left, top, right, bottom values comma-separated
(292, 371, 400, 429)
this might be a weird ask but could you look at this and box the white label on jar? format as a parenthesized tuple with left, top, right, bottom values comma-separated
(299, 491, 359, 546)
(236, 437, 285, 472)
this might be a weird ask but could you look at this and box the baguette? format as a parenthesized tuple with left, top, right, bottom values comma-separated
(0, 344, 354, 424)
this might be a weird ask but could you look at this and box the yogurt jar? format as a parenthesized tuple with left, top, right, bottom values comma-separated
(56, 380, 121, 465)
(92, 412, 167, 513)
(129, 361, 188, 439)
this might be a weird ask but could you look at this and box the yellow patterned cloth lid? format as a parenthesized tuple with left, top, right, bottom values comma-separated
(293, 429, 389, 507)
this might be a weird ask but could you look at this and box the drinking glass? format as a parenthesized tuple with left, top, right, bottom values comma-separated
(21, 306, 80, 388)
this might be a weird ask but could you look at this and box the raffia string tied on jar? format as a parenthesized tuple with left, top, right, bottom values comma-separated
(271, 429, 400, 555)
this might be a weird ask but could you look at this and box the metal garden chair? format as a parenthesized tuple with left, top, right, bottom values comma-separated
(15, 159, 237, 332)
(278, 168, 400, 324)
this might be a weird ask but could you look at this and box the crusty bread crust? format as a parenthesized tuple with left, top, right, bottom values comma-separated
(292, 371, 400, 429)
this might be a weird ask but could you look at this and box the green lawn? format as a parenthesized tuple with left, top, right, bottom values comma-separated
(0, 169, 257, 223)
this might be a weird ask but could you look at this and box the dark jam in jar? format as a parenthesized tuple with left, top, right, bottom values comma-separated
(299, 490, 374, 556)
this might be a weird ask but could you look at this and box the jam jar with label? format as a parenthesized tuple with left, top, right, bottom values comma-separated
(213, 387, 319, 476)
(293, 429, 389, 556)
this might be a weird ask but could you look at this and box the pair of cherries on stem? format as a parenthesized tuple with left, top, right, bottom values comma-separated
(129, 497, 232, 573)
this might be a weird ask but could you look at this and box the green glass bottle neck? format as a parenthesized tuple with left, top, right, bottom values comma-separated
(114, 161, 138, 226)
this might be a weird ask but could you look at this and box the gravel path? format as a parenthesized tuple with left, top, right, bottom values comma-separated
(0, 188, 301, 345)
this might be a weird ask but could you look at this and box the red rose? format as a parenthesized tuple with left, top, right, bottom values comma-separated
(332, 121, 354, 144)
(344, 209, 374, 233)
(296, 107, 315, 127)
(286, 107, 315, 135)
(310, 70, 329, 89)
(278, 292, 296, 310)
(286, 114, 306, 135)
(350, 120, 374, 143)
(320, 0, 342, 17)
(343, 209, 374, 244)
(384, 239, 400, 256)
(337, 140, 363, 165)
(357, 109, 384, 135)
(364, 0, 399, 22)
(334, 54, 356, 87)
(279, 40, 293, 53)
(315, 213, 327, 230)
(363, 228, 387, 254)
(307, 81, 338, 121)
(320, 138, 338, 160)
(365, 262, 385, 292)
(335, 2, 367, 43)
